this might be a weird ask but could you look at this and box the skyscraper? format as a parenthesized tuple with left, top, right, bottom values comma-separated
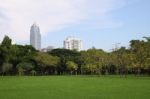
(64, 36, 82, 51)
(30, 23, 41, 50)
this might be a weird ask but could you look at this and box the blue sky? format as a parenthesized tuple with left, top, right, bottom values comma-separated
(0, 0, 150, 51)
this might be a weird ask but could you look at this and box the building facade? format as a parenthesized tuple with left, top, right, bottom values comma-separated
(30, 23, 41, 50)
(41, 46, 55, 52)
(64, 36, 82, 51)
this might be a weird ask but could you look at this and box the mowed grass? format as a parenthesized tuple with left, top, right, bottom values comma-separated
(0, 76, 150, 99)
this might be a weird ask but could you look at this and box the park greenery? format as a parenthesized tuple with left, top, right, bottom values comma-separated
(0, 76, 150, 99)
(0, 35, 150, 76)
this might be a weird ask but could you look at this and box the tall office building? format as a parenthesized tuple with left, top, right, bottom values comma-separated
(30, 23, 41, 50)
(64, 36, 82, 51)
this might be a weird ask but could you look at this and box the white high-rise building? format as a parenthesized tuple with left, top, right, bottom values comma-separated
(64, 36, 82, 51)
(30, 23, 41, 50)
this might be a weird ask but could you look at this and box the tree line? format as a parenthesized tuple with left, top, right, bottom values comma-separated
(0, 35, 150, 76)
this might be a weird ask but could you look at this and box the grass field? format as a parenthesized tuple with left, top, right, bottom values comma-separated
(0, 76, 150, 99)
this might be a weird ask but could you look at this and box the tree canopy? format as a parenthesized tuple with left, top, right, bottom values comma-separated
(0, 35, 150, 75)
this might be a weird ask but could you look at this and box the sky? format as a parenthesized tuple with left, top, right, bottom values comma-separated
(0, 0, 150, 51)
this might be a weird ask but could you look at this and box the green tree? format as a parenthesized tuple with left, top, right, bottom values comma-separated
(49, 49, 80, 74)
(113, 47, 130, 75)
(66, 61, 78, 75)
(16, 62, 34, 76)
(130, 40, 146, 74)
(2, 63, 13, 75)
(82, 63, 97, 74)
(0, 35, 12, 63)
(34, 52, 59, 75)
(1, 35, 12, 47)
(80, 49, 108, 74)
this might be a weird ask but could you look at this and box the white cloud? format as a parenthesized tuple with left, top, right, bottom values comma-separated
(0, 0, 126, 43)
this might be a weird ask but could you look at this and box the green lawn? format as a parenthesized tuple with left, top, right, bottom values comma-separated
(0, 76, 150, 99)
